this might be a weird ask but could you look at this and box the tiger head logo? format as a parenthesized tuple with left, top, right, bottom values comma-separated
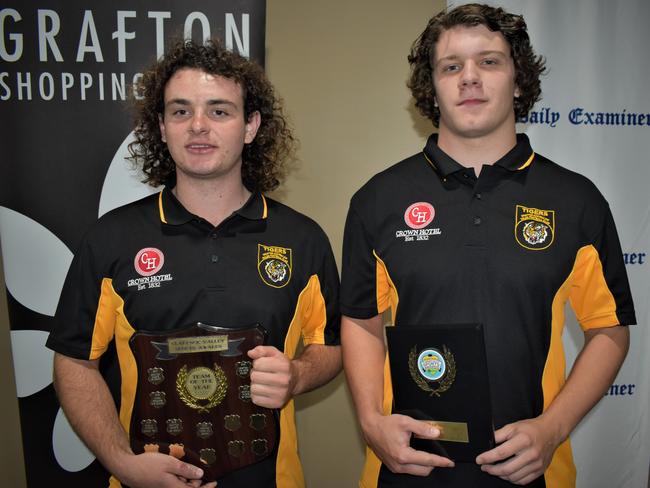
(264, 259, 287, 283)
(258, 244, 292, 288)
(515, 205, 555, 251)
(522, 221, 548, 245)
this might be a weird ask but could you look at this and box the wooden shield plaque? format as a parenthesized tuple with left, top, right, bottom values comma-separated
(129, 322, 278, 481)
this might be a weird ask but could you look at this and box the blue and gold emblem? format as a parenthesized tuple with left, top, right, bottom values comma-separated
(408, 345, 456, 397)
(417, 349, 446, 381)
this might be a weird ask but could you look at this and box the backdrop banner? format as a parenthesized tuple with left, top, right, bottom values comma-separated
(0, 1, 265, 484)
(453, 1, 649, 487)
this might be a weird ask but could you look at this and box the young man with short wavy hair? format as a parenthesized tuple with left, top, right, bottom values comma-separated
(341, 4, 634, 487)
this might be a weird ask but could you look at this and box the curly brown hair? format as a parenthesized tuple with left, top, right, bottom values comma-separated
(128, 38, 294, 191)
(408, 3, 546, 127)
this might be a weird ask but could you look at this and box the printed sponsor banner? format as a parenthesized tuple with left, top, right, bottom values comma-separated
(0, 1, 265, 484)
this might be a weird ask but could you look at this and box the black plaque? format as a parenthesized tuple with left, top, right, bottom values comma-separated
(129, 322, 279, 481)
(386, 323, 494, 462)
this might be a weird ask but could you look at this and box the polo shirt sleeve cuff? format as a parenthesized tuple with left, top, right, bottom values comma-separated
(45, 336, 93, 361)
(579, 310, 636, 330)
(617, 311, 637, 326)
(302, 331, 325, 345)
(341, 304, 380, 320)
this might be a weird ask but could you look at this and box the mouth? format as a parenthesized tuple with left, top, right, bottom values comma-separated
(185, 143, 216, 154)
(458, 98, 487, 107)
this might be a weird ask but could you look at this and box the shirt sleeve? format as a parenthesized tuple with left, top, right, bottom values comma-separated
(569, 202, 636, 329)
(340, 197, 381, 319)
(296, 226, 341, 346)
(46, 228, 117, 360)
(318, 237, 341, 346)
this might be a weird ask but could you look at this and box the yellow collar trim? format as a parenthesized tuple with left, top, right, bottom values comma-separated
(158, 191, 167, 223)
(517, 152, 535, 170)
(261, 194, 268, 219)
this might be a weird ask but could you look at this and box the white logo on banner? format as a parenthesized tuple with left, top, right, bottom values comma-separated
(0, 131, 163, 472)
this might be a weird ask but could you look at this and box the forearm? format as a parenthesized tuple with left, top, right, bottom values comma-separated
(291, 343, 342, 396)
(341, 314, 386, 432)
(541, 325, 630, 444)
(476, 326, 629, 483)
(341, 315, 453, 473)
(53, 353, 132, 475)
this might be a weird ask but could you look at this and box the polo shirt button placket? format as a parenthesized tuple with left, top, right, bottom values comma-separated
(207, 229, 223, 289)
(470, 180, 482, 225)
(209, 231, 219, 264)
(473, 192, 483, 225)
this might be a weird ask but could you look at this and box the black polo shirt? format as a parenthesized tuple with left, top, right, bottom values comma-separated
(47, 188, 340, 488)
(340, 134, 635, 488)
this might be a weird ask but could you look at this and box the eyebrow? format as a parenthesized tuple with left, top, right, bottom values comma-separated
(164, 98, 238, 108)
(435, 50, 508, 65)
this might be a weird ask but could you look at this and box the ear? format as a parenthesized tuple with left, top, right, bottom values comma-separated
(158, 114, 167, 143)
(514, 86, 521, 98)
(244, 111, 261, 144)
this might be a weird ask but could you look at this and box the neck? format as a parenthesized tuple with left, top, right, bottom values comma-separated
(437, 125, 517, 176)
(173, 175, 251, 227)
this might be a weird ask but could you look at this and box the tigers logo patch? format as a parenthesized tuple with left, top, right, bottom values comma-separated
(515, 205, 555, 250)
(258, 244, 292, 288)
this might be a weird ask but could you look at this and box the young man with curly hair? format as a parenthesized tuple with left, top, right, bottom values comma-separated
(340, 4, 634, 488)
(47, 39, 341, 488)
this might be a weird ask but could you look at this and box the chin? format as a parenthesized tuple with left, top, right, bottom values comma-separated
(452, 125, 491, 138)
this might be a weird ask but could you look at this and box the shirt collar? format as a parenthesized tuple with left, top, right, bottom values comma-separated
(158, 187, 268, 225)
(235, 191, 268, 220)
(423, 133, 535, 178)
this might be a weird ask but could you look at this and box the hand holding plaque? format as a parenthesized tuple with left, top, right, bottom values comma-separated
(386, 323, 495, 462)
(129, 322, 279, 482)
(247, 345, 297, 409)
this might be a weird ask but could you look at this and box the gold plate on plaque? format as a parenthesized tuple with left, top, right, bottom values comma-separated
(228, 440, 245, 458)
(149, 391, 166, 408)
(235, 360, 252, 378)
(238, 385, 251, 402)
(166, 418, 183, 436)
(250, 413, 266, 431)
(147, 367, 164, 385)
(141, 419, 158, 437)
(168, 335, 228, 354)
(196, 421, 214, 439)
(251, 439, 268, 456)
(225, 414, 242, 432)
(420, 420, 469, 443)
(200, 448, 217, 465)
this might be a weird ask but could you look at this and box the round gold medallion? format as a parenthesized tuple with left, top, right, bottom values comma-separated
(176, 364, 227, 413)
(184, 366, 218, 400)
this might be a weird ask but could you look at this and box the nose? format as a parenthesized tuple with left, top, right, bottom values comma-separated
(189, 111, 208, 134)
(459, 61, 481, 88)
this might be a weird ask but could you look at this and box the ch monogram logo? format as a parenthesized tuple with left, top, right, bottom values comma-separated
(134, 247, 165, 276)
(404, 202, 435, 229)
